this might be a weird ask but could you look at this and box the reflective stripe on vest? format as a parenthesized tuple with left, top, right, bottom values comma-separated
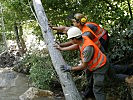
(94, 40, 101, 48)
(89, 51, 101, 66)
(89, 51, 105, 71)
(96, 27, 103, 35)
(80, 36, 106, 71)
(86, 22, 106, 39)
(86, 22, 102, 36)
(82, 23, 101, 48)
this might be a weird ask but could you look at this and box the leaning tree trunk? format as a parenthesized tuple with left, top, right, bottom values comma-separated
(33, 0, 82, 100)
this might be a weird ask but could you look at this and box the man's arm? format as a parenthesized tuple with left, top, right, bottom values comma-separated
(71, 62, 88, 71)
(71, 46, 94, 71)
(59, 40, 73, 47)
(54, 44, 79, 51)
(52, 26, 70, 34)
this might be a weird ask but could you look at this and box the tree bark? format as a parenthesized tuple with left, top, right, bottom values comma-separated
(127, 0, 132, 19)
(19, 25, 27, 53)
(32, 0, 82, 100)
(14, 22, 22, 52)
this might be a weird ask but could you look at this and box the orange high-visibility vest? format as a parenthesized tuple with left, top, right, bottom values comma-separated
(81, 23, 101, 48)
(80, 36, 107, 71)
(86, 22, 106, 38)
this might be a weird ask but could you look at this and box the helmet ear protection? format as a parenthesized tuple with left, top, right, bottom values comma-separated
(74, 16, 87, 25)
(80, 17, 87, 25)
(74, 14, 87, 25)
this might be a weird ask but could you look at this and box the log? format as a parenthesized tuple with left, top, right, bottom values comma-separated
(32, 0, 82, 100)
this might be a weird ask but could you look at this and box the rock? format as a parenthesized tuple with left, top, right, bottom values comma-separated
(0, 68, 17, 88)
(0, 68, 29, 100)
(0, 51, 16, 68)
(125, 76, 133, 84)
(126, 76, 133, 99)
(19, 87, 54, 100)
(13, 63, 30, 75)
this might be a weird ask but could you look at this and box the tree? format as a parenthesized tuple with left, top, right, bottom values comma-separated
(33, 0, 82, 100)
(0, 0, 33, 54)
(0, 3, 8, 51)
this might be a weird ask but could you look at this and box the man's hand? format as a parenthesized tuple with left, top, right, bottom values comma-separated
(54, 39, 60, 45)
(53, 43, 62, 50)
(48, 23, 54, 28)
(60, 65, 71, 72)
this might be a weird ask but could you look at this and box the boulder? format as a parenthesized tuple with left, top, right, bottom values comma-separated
(0, 51, 15, 68)
(19, 87, 54, 100)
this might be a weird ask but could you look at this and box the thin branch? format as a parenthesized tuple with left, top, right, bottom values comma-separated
(127, 0, 132, 19)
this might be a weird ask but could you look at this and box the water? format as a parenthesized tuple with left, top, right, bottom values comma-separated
(0, 68, 29, 100)
(0, 68, 65, 100)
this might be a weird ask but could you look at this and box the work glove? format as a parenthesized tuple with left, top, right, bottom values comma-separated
(60, 65, 71, 72)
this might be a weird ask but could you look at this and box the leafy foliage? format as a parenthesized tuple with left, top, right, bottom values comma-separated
(16, 51, 57, 90)
(44, 0, 133, 63)
(1, 0, 132, 60)
(29, 53, 56, 89)
(108, 20, 133, 63)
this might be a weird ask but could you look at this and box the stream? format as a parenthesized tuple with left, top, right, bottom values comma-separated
(0, 67, 29, 100)
(0, 68, 50, 100)
(0, 67, 65, 100)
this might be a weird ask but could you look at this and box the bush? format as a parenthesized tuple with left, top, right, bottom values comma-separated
(17, 50, 57, 90)
(108, 20, 133, 64)
(29, 53, 57, 90)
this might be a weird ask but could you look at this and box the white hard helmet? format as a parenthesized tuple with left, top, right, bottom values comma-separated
(67, 27, 82, 39)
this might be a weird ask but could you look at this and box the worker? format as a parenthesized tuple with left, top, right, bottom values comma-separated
(79, 21, 109, 52)
(51, 13, 109, 52)
(54, 27, 133, 100)
(56, 27, 108, 100)
(51, 14, 107, 99)
(51, 13, 133, 99)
